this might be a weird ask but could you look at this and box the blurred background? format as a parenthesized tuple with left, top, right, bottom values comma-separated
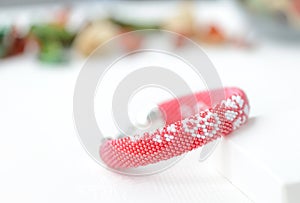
(1, 0, 300, 63)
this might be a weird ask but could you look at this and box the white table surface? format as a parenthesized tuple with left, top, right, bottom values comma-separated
(0, 54, 253, 203)
(208, 42, 300, 203)
(2, 40, 299, 203)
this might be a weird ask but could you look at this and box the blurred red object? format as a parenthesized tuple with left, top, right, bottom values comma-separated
(0, 26, 27, 58)
(119, 28, 143, 52)
(198, 25, 226, 45)
(293, 0, 300, 14)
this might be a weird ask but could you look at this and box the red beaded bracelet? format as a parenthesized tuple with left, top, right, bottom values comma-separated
(100, 87, 249, 169)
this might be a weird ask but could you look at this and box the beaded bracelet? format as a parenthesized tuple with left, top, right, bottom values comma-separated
(100, 87, 249, 169)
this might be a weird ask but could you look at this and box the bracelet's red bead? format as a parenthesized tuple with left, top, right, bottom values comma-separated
(100, 87, 249, 169)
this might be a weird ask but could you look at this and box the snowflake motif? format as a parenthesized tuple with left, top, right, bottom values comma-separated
(223, 98, 238, 109)
(244, 104, 249, 116)
(224, 96, 249, 125)
(229, 95, 249, 129)
(129, 134, 142, 142)
(164, 134, 174, 142)
(233, 116, 247, 130)
(182, 110, 220, 139)
(223, 95, 245, 109)
(225, 110, 238, 121)
(153, 135, 162, 143)
(232, 95, 244, 108)
(167, 124, 177, 133)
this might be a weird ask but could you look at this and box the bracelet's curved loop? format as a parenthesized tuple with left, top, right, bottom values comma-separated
(99, 87, 249, 169)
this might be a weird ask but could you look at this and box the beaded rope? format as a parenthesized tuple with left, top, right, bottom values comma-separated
(100, 87, 249, 169)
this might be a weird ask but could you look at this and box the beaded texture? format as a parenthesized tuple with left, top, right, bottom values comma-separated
(100, 87, 249, 169)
